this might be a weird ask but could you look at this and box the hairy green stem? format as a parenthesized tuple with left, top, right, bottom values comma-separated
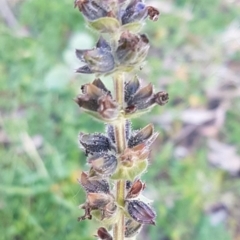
(113, 73, 126, 240)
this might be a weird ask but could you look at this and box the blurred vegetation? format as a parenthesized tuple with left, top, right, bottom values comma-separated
(0, 0, 240, 240)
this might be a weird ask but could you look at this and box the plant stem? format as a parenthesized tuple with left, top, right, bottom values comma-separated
(113, 73, 127, 240)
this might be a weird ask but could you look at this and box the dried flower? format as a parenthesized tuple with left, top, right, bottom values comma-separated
(126, 200, 156, 225)
(75, 79, 119, 121)
(78, 172, 110, 193)
(79, 192, 116, 221)
(124, 76, 169, 117)
(79, 132, 114, 155)
(128, 123, 158, 148)
(76, 37, 115, 74)
(116, 32, 149, 70)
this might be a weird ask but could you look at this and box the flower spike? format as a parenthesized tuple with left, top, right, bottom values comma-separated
(73, 0, 167, 238)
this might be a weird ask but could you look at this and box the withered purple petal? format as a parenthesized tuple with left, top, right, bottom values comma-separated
(128, 83, 153, 105)
(76, 37, 115, 74)
(79, 133, 112, 154)
(127, 200, 156, 225)
(128, 124, 154, 148)
(78, 172, 110, 193)
(126, 179, 145, 199)
(124, 76, 140, 103)
(126, 82, 153, 112)
(88, 152, 117, 177)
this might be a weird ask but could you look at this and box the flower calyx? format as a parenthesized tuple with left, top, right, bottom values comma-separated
(88, 152, 118, 178)
(115, 31, 150, 72)
(78, 172, 116, 222)
(126, 179, 145, 199)
(79, 132, 115, 156)
(76, 37, 115, 74)
(124, 76, 169, 117)
(126, 199, 156, 225)
(128, 123, 158, 148)
(78, 171, 110, 193)
(111, 123, 158, 180)
(75, 34, 150, 75)
(78, 192, 117, 221)
(75, 78, 119, 122)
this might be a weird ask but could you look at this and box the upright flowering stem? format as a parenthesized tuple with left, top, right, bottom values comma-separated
(74, 1, 168, 239)
(114, 180, 125, 240)
(114, 73, 125, 108)
(113, 73, 126, 240)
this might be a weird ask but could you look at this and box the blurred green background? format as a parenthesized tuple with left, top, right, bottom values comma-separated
(1, 0, 240, 239)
